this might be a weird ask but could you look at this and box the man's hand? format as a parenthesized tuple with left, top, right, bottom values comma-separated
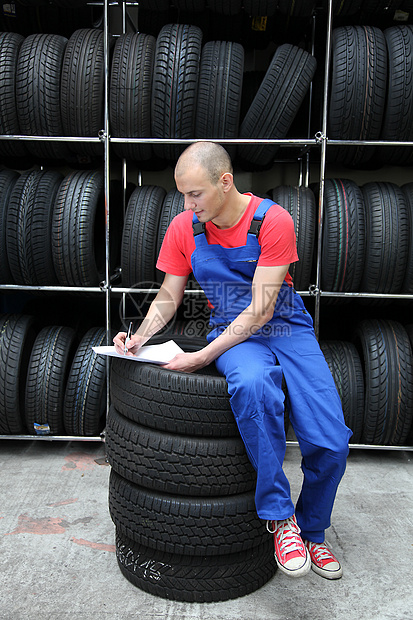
(163, 350, 209, 373)
(113, 332, 146, 357)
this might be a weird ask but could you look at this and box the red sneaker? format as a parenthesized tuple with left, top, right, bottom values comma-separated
(267, 515, 311, 578)
(304, 540, 343, 580)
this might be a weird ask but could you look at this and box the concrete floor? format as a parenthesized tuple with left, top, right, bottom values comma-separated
(0, 439, 412, 620)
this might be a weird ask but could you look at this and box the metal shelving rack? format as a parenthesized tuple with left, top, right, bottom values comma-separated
(0, 0, 412, 450)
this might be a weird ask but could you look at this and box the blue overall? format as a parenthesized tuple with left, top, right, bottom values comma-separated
(191, 200, 352, 543)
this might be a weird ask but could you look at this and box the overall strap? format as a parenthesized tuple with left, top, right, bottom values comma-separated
(192, 213, 206, 237)
(247, 198, 276, 237)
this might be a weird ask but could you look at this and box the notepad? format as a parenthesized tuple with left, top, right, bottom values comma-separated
(92, 340, 184, 364)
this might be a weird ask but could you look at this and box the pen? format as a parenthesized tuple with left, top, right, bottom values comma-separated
(124, 321, 133, 355)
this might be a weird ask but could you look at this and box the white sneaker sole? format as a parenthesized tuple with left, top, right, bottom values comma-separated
(275, 548, 311, 578)
(311, 563, 343, 580)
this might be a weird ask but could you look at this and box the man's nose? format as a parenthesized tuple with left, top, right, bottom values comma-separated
(184, 196, 195, 211)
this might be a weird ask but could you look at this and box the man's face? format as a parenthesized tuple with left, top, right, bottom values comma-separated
(175, 165, 226, 224)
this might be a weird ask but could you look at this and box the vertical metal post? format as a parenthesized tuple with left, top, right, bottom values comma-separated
(122, 1, 126, 32)
(298, 158, 303, 187)
(104, 0, 111, 421)
(305, 12, 317, 188)
(120, 4, 128, 332)
(314, 0, 333, 339)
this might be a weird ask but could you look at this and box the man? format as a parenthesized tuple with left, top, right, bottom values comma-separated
(114, 141, 352, 580)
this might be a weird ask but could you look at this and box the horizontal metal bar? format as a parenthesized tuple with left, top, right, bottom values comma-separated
(112, 287, 206, 295)
(109, 137, 318, 146)
(320, 291, 413, 299)
(1, 284, 410, 299)
(0, 134, 102, 143)
(90, 1, 140, 4)
(286, 441, 412, 451)
(327, 139, 413, 147)
(0, 284, 105, 293)
(110, 287, 312, 296)
(2, 135, 411, 147)
(0, 435, 104, 442)
(348, 443, 413, 451)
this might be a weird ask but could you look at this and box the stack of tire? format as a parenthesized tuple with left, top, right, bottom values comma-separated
(105, 323, 412, 602)
(321, 319, 413, 446)
(0, 167, 122, 287)
(0, 313, 108, 437)
(111, 23, 316, 168)
(329, 24, 413, 167)
(0, 29, 107, 161)
(106, 335, 277, 602)
(317, 179, 413, 293)
(0, 24, 317, 170)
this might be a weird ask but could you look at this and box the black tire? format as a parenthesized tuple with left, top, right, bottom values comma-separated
(195, 40, 244, 156)
(151, 24, 202, 161)
(105, 406, 256, 497)
(380, 25, 413, 166)
(0, 169, 19, 283)
(353, 319, 413, 446)
(109, 470, 267, 556)
(115, 531, 276, 603)
(121, 185, 166, 287)
(52, 170, 105, 287)
(63, 327, 107, 436)
(0, 314, 37, 434)
(16, 33, 69, 161)
(0, 32, 27, 158)
(402, 183, 413, 293)
(110, 33, 156, 163)
(320, 341, 364, 444)
(239, 44, 317, 168)
(155, 189, 185, 284)
(360, 182, 409, 294)
(25, 326, 77, 435)
(328, 26, 387, 167)
(268, 186, 315, 292)
(61, 29, 108, 156)
(110, 355, 236, 438)
(6, 170, 63, 286)
(321, 179, 366, 292)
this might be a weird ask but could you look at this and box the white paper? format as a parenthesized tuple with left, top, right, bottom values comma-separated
(92, 340, 184, 364)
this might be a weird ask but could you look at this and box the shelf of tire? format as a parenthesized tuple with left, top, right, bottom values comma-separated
(0, 3, 413, 453)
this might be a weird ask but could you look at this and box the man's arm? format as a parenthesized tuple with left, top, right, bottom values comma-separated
(113, 273, 188, 355)
(164, 264, 289, 372)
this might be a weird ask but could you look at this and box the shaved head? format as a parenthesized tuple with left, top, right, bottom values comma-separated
(175, 142, 233, 185)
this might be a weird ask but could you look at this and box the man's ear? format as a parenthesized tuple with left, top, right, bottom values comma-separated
(221, 172, 233, 193)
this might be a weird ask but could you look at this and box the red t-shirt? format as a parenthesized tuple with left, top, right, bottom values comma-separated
(156, 194, 299, 286)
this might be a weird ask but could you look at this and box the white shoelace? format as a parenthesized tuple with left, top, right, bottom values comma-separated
(308, 542, 335, 562)
(273, 518, 302, 555)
